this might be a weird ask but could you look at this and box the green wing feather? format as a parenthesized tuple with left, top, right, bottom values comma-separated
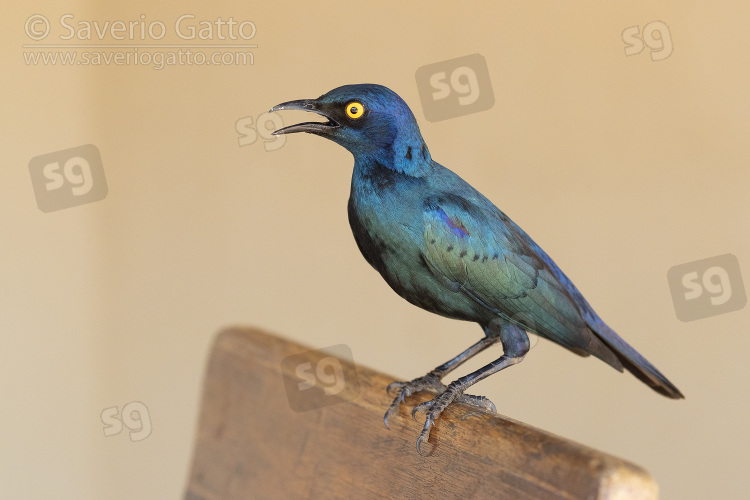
(422, 198, 623, 369)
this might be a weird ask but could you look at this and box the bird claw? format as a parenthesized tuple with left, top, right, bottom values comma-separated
(411, 400, 432, 420)
(409, 385, 497, 454)
(415, 414, 435, 456)
(383, 372, 446, 429)
(411, 389, 455, 455)
(385, 381, 402, 397)
(384, 374, 497, 454)
(386, 373, 445, 397)
(456, 393, 497, 413)
(410, 391, 496, 421)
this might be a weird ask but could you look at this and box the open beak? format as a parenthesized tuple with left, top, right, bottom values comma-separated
(269, 99, 339, 135)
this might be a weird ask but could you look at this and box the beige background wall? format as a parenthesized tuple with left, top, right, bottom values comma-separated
(3, 1, 749, 498)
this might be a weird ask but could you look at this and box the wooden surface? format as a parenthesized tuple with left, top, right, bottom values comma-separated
(184, 327, 658, 500)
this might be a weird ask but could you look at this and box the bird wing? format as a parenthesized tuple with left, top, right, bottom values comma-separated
(421, 194, 622, 368)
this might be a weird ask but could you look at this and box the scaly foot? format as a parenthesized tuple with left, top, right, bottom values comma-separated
(410, 382, 496, 455)
(383, 372, 446, 429)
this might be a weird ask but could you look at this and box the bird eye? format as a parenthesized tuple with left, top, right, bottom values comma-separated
(346, 102, 365, 119)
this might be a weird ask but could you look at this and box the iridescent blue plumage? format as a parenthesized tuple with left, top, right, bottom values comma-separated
(271, 84, 683, 454)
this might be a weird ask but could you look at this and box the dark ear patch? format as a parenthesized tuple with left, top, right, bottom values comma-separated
(406, 146, 412, 160)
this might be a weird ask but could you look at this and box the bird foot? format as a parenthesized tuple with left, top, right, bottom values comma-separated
(411, 383, 496, 456)
(383, 372, 446, 429)
(384, 372, 497, 456)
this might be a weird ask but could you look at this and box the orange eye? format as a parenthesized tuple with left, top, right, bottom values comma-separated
(346, 102, 365, 119)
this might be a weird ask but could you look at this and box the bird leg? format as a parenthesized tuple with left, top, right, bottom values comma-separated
(383, 333, 502, 429)
(411, 323, 530, 455)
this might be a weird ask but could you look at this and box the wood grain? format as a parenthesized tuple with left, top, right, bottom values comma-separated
(184, 327, 658, 500)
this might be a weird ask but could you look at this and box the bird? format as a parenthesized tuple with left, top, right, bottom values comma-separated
(270, 84, 683, 455)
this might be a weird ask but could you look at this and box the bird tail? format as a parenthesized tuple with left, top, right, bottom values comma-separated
(588, 320, 684, 399)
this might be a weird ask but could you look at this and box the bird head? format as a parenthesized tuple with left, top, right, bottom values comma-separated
(271, 84, 432, 175)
